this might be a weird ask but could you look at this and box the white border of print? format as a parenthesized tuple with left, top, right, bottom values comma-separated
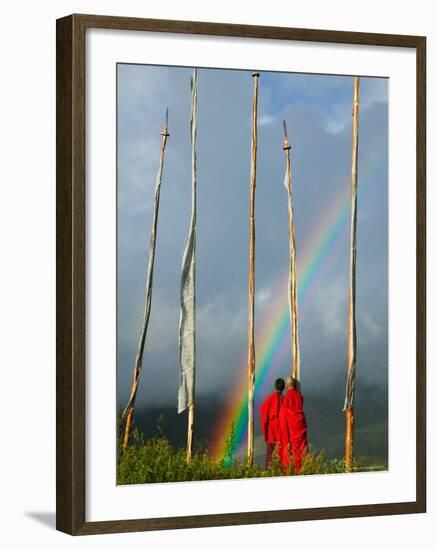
(86, 28, 416, 522)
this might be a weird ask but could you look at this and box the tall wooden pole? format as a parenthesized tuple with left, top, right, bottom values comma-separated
(247, 72, 259, 466)
(122, 111, 170, 448)
(187, 404, 194, 461)
(344, 77, 360, 469)
(283, 120, 301, 383)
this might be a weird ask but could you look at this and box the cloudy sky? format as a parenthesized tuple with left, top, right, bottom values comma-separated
(116, 64, 388, 456)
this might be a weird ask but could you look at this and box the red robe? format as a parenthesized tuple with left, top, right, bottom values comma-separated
(260, 391, 283, 444)
(279, 388, 309, 473)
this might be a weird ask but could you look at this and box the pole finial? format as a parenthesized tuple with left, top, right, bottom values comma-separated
(283, 119, 291, 150)
(161, 107, 169, 136)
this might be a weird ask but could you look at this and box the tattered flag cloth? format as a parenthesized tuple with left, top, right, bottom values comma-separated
(343, 77, 360, 412)
(283, 121, 301, 382)
(178, 69, 198, 414)
(343, 361, 356, 411)
(122, 111, 169, 420)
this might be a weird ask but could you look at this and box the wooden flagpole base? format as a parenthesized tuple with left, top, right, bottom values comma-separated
(123, 407, 133, 448)
(345, 406, 355, 470)
(187, 404, 194, 461)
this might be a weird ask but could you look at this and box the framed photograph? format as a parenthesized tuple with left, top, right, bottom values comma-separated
(56, 14, 426, 535)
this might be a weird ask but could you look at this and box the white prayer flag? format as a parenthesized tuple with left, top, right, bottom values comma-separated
(178, 69, 198, 414)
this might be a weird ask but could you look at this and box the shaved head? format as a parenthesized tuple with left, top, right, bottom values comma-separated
(285, 376, 298, 389)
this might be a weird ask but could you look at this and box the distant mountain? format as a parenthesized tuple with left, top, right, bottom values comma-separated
(121, 400, 224, 453)
(303, 377, 388, 464)
(119, 376, 388, 465)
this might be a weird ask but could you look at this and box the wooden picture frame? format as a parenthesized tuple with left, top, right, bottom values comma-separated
(56, 13, 426, 535)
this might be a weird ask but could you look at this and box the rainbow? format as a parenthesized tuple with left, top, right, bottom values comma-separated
(212, 152, 386, 462)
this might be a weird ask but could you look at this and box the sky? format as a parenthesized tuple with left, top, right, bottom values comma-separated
(116, 64, 388, 460)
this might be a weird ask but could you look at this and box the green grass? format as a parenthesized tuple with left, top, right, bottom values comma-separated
(118, 427, 283, 484)
(117, 425, 385, 485)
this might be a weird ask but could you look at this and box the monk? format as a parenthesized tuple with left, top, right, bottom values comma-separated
(279, 376, 309, 474)
(260, 378, 285, 468)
